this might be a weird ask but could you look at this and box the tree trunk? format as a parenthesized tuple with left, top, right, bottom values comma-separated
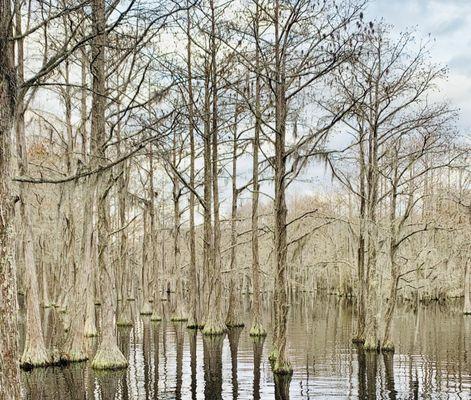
(226, 102, 243, 328)
(90, 0, 127, 370)
(0, 0, 21, 394)
(203, 0, 225, 336)
(250, 2, 266, 338)
(15, 9, 50, 368)
(271, 0, 291, 375)
(186, 5, 201, 329)
(171, 136, 187, 321)
(464, 261, 471, 315)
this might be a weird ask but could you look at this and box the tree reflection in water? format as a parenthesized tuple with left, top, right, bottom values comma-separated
(18, 297, 471, 399)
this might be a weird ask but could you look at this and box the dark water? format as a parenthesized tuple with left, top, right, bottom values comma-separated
(20, 296, 471, 399)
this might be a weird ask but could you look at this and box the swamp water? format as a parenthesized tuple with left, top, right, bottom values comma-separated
(19, 296, 471, 399)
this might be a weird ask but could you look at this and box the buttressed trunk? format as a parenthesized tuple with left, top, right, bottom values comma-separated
(0, 0, 21, 393)
(15, 9, 50, 368)
(271, 0, 291, 375)
(90, 0, 126, 370)
(250, 3, 266, 338)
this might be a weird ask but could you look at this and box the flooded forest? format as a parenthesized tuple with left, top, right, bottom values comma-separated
(0, 0, 470, 399)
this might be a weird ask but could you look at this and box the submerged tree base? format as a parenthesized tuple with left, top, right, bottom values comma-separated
(352, 336, 365, 344)
(249, 323, 267, 337)
(91, 346, 128, 370)
(226, 321, 245, 328)
(60, 351, 89, 364)
(381, 340, 395, 352)
(363, 337, 380, 352)
(140, 302, 153, 315)
(20, 348, 54, 370)
(273, 359, 293, 376)
(187, 322, 204, 330)
(268, 348, 279, 362)
(171, 315, 188, 322)
(117, 318, 133, 327)
(150, 312, 162, 322)
(274, 370, 292, 399)
(202, 320, 227, 336)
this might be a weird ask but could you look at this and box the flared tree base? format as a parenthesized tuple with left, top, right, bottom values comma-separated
(226, 320, 245, 328)
(171, 315, 188, 322)
(268, 348, 279, 362)
(274, 370, 292, 399)
(150, 312, 162, 322)
(352, 336, 365, 344)
(202, 320, 227, 336)
(116, 319, 133, 327)
(91, 346, 128, 370)
(273, 359, 293, 376)
(187, 322, 204, 330)
(140, 302, 153, 315)
(20, 347, 52, 370)
(249, 323, 267, 337)
(60, 350, 89, 364)
(364, 337, 380, 352)
(381, 340, 395, 352)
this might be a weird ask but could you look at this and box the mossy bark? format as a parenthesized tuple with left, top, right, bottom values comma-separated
(250, 323, 267, 337)
(117, 299, 133, 326)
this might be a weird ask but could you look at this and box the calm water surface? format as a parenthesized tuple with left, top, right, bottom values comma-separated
(20, 296, 471, 399)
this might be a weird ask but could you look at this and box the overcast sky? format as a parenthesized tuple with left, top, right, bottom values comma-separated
(368, 0, 471, 132)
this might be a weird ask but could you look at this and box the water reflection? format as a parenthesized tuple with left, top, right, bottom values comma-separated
(19, 297, 471, 399)
(203, 335, 224, 400)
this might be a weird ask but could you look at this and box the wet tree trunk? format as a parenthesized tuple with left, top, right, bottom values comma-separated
(0, 0, 21, 395)
(150, 179, 162, 322)
(140, 206, 152, 315)
(61, 52, 92, 360)
(464, 262, 471, 315)
(226, 102, 243, 328)
(90, 0, 127, 370)
(249, 1, 266, 338)
(171, 135, 187, 321)
(464, 210, 471, 315)
(186, 5, 201, 329)
(271, 0, 291, 375)
(381, 158, 399, 352)
(117, 155, 133, 326)
(363, 57, 381, 352)
(203, 0, 225, 336)
(202, 50, 212, 326)
(80, 48, 97, 338)
(15, 9, 50, 368)
(353, 124, 367, 344)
